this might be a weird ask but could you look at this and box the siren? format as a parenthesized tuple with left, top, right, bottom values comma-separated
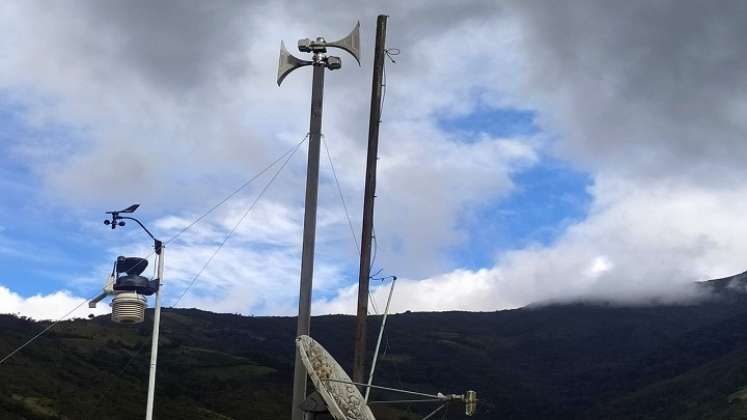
(276, 22, 361, 86)
(277, 41, 313, 86)
(325, 22, 360, 65)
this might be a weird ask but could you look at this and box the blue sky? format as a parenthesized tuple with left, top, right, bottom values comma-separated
(453, 158, 592, 270)
(0, 102, 95, 296)
(439, 107, 592, 269)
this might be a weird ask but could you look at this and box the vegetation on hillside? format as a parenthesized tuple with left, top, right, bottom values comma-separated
(3, 274, 747, 419)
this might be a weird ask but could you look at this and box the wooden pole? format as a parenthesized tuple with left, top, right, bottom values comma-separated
(353, 14, 388, 384)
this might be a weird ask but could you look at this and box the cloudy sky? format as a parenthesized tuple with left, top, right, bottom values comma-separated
(1, 1, 746, 320)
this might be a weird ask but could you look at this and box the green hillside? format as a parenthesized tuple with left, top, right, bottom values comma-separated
(4, 274, 747, 419)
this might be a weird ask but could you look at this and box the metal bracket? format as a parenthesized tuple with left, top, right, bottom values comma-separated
(300, 391, 329, 414)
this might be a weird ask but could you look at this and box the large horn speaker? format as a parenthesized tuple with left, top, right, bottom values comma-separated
(277, 41, 313, 85)
(326, 21, 361, 65)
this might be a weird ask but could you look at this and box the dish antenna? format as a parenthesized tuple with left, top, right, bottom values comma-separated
(297, 335, 478, 419)
(297, 335, 376, 420)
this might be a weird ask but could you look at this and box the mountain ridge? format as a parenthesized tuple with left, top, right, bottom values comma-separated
(3, 273, 747, 419)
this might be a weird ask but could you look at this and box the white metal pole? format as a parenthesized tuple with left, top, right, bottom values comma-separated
(145, 245, 164, 420)
(365, 277, 396, 402)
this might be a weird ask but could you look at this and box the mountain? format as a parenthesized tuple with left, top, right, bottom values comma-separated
(3, 273, 747, 419)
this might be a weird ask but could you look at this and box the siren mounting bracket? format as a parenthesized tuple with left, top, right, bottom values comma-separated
(277, 21, 361, 85)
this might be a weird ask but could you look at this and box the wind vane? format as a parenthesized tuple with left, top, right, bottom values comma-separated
(276, 22, 361, 420)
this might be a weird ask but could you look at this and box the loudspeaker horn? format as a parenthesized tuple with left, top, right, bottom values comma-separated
(277, 41, 313, 86)
(326, 21, 361, 65)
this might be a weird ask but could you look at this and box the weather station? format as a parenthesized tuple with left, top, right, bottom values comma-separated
(89, 203, 166, 420)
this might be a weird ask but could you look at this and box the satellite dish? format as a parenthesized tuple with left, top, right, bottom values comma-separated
(297, 335, 376, 420)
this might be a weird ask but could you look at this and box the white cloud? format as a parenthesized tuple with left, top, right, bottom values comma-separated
(146, 198, 351, 315)
(0, 0, 529, 285)
(0, 285, 109, 320)
(318, 178, 747, 313)
(374, 125, 537, 276)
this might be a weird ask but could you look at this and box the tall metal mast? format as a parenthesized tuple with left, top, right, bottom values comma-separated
(353, 15, 388, 385)
(276, 23, 360, 420)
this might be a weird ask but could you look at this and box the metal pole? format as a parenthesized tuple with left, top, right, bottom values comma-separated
(145, 242, 164, 420)
(292, 61, 325, 420)
(353, 14, 388, 384)
(365, 277, 396, 402)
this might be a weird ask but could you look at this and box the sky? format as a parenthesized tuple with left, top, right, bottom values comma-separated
(1, 0, 746, 320)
